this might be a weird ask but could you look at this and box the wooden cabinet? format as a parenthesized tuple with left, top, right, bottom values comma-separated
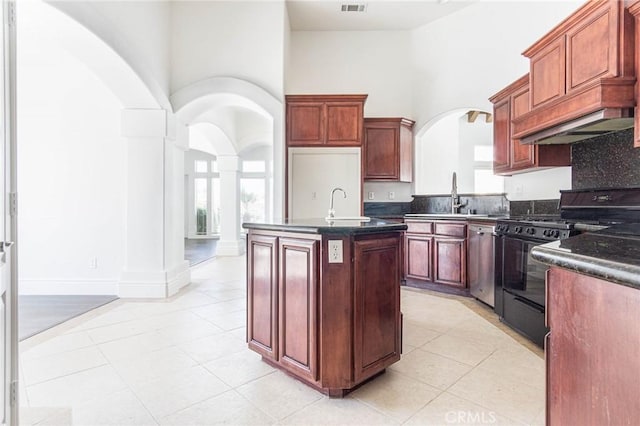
(353, 236, 401, 383)
(278, 237, 319, 382)
(546, 267, 640, 425)
(246, 227, 402, 396)
(247, 234, 278, 361)
(513, 0, 635, 140)
(490, 75, 571, 176)
(363, 118, 415, 182)
(286, 95, 367, 147)
(247, 233, 320, 380)
(404, 219, 467, 288)
(627, 1, 640, 148)
(405, 234, 433, 281)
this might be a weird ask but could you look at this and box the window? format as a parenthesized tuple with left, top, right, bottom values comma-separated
(473, 145, 504, 193)
(194, 178, 208, 235)
(195, 160, 208, 173)
(241, 178, 266, 223)
(211, 177, 221, 234)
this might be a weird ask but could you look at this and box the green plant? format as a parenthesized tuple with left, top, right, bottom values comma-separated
(196, 207, 207, 234)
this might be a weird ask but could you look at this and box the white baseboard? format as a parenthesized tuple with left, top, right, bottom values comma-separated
(19, 279, 118, 296)
(216, 239, 246, 256)
(118, 263, 191, 298)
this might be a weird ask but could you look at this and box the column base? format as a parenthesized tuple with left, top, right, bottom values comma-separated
(119, 261, 191, 298)
(216, 239, 246, 256)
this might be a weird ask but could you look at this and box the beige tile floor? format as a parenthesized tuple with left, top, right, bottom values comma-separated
(19, 255, 545, 426)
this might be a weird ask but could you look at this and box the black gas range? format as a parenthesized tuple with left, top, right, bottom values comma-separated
(495, 217, 577, 242)
(494, 187, 640, 347)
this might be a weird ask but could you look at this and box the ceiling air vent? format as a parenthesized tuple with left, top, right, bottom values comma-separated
(341, 4, 367, 12)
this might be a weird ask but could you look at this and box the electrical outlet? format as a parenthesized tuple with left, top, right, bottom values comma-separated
(388, 191, 395, 200)
(328, 240, 343, 263)
(89, 257, 98, 269)
(368, 191, 375, 200)
(312, 191, 317, 200)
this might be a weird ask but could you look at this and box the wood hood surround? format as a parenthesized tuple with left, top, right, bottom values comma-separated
(512, 0, 636, 144)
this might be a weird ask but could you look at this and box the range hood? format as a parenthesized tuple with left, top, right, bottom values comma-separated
(520, 108, 635, 145)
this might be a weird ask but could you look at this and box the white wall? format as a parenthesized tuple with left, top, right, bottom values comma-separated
(411, 0, 582, 200)
(170, 0, 286, 99)
(288, 30, 413, 117)
(18, 18, 126, 294)
(49, 0, 171, 109)
(289, 29, 414, 201)
(505, 167, 572, 201)
(416, 113, 460, 194)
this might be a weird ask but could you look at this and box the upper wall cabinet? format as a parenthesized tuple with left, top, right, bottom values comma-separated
(363, 118, 415, 182)
(512, 0, 636, 140)
(286, 95, 367, 147)
(490, 75, 571, 176)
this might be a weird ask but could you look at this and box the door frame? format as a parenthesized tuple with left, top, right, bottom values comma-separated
(2, 0, 18, 424)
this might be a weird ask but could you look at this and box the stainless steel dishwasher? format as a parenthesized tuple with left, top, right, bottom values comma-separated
(468, 223, 495, 307)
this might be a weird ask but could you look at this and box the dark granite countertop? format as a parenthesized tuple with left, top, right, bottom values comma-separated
(531, 223, 640, 290)
(242, 217, 407, 235)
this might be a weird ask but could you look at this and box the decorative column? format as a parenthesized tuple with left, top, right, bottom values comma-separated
(164, 117, 191, 293)
(216, 155, 244, 256)
(118, 108, 190, 298)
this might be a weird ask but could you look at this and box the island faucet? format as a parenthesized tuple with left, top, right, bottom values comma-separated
(328, 187, 346, 219)
(451, 172, 465, 214)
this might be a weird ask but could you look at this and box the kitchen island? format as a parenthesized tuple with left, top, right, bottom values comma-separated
(243, 218, 406, 396)
(531, 224, 640, 425)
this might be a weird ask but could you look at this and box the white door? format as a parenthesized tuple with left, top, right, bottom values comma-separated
(0, 1, 17, 424)
(288, 148, 362, 220)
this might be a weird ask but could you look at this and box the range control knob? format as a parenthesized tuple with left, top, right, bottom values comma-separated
(526, 227, 535, 235)
(543, 229, 550, 237)
(552, 230, 560, 238)
(514, 226, 523, 233)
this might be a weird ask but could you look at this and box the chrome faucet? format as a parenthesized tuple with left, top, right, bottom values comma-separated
(328, 187, 346, 219)
(451, 172, 465, 214)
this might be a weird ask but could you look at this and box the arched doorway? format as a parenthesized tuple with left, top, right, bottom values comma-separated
(172, 79, 280, 257)
(414, 108, 503, 195)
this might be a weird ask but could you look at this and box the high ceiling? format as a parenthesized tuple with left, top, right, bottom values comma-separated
(286, 0, 477, 31)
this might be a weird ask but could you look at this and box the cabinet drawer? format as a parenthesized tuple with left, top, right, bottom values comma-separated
(434, 222, 466, 237)
(405, 221, 434, 234)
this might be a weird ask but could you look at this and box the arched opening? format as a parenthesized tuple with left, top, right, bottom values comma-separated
(415, 108, 503, 195)
(17, 0, 173, 339)
(173, 79, 279, 259)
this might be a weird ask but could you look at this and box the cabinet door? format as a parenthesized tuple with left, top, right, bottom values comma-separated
(566, 2, 616, 92)
(325, 102, 363, 146)
(492, 98, 510, 174)
(530, 37, 566, 109)
(278, 237, 319, 381)
(434, 237, 466, 287)
(405, 233, 433, 281)
(510, 85, 535, 170)
(547, 268, 640, 425)
(287, 102, 325, 146)
(247, 234, 278, 360)
(363, 124, 398, 180)
(353, 236, 401, 382)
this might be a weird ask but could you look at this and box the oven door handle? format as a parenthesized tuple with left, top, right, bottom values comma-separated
(513, 296, 545, 314)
